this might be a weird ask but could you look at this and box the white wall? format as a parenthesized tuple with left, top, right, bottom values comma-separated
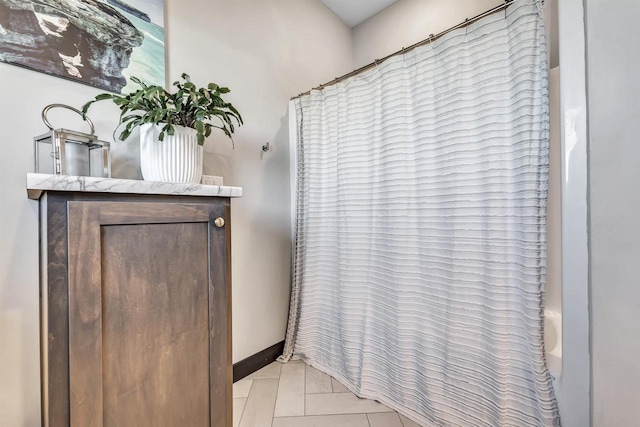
(585, 0, 640, 425)
(165, 0, 353, 364)
(0, 1, 353, 424)
(352, 0, 503, 68)
(543, 0, 559, 68)
(554, 0, 591, 425)
(0, 66, 122, 427)
(547, 67, 562, 315)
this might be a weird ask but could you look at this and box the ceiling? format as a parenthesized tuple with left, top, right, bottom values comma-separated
(321, 0, 399, 27)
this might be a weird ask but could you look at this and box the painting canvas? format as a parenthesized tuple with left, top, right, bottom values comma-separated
(0, 0, 165, 94)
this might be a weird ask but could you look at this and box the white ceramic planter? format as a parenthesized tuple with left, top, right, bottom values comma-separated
(140, 123, 203, 183)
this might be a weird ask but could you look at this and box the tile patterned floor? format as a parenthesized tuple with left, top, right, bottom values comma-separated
(233, 361, 421, 427)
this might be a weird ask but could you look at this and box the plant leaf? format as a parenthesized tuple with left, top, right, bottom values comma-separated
(81, 74, 243, 148)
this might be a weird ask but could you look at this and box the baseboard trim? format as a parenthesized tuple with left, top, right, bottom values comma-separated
(233, 340, 285, 383)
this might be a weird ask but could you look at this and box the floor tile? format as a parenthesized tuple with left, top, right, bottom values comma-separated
(244, 362, 282, 380)
(306, 365, 333, 394)
(238, 378, 279, 427)
(234, 379, 253, 398)
(399, 414, 422, 427)
(272, 414, 370, 427)
(368, 412, 404, 427)
(274, 361, 305, 417)
(306, 392, 394, 416)
(233, 398, 247, 427)
(331, 377, 350, 393)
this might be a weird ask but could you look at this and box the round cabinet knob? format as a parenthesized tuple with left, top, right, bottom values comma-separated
(214, 217, 225, 228)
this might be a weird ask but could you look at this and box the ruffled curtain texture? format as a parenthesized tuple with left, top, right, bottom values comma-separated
(282, 1, 559, 425)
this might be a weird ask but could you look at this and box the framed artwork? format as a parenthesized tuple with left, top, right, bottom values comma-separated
(0, 0, 165, 93)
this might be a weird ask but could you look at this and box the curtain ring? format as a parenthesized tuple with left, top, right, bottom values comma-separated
(465, 18, 469, 36)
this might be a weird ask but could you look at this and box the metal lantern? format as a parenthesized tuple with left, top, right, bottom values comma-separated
(34, 104, 111, 177)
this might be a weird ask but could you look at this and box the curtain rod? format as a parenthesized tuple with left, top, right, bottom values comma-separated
(291, 0, 516, 100)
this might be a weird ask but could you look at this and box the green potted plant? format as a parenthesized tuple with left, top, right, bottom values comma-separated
(82, 73, 243, 183)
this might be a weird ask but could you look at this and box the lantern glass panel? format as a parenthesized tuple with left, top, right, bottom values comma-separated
(33, 130, 111, 178)
(65, 141, 91, 176)
(36, 137, 55, 175)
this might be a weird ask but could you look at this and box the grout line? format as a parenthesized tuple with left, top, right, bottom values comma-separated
(366, 413, 372, 427)
(303, 362, 307, 416)
(270, 413, 382, 419)
(237, 387, 250, 427)
(246, 379, 254, 399)
(269, 363, 282, 427)
(238, 398, 248, 427)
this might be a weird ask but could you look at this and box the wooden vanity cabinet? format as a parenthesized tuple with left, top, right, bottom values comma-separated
(37, 192, 232, 427)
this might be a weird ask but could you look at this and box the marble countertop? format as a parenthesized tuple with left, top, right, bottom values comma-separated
(27, 173, 243, 200)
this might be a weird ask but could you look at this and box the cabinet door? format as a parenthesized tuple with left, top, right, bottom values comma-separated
(67, 201, 231, 427)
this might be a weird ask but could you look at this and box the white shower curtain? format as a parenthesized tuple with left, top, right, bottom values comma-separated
(283, 0, 559, 425)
